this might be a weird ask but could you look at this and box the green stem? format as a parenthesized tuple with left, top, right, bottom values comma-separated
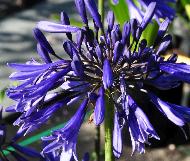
(94, 1, 106, 161)
(98, 0, 105, 38)
(98, 1, 114, 160)
(104, 93, 114, 161)
(98, 0, 105, 25)
(95, 126, 100, 161)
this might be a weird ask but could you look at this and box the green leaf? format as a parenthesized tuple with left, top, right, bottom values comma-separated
(0, 88, 6, 103)
(108, 0, 129, 26)
(141, 20, 159, 46)
(70, 18, 83, 27)
(181, 0, 190, 20)
(104, 91, 114, 161)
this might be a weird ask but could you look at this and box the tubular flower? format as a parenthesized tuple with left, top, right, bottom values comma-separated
(6, 0, 190, 160)
(42, 99, 88, 161)
(112, 0, 176, 22)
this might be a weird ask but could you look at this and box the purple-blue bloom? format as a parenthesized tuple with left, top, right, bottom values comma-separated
(6, 0, 190, 159)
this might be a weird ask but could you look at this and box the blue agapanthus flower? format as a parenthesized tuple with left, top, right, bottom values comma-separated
(6, 0, 190, 160)
(113, 0, 176, 22)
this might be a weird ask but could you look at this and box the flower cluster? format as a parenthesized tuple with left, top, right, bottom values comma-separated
(6, 0, 190, 160)
(112, 0, 176, 22)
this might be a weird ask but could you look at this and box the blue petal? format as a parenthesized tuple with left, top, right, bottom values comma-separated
(42, 99, 88, 159)
(140, 2, 156, 30)
(95, 45, 103, 63)
(63, 41, 78, 59)
(75, 0, 88, 25)
(55, 99, 87, 138)
(43, 139, 63, 153)
(156, 34, 172, 55)
(8, 63, 50, 72)
(113, 112, 122, 158)
(147, 74, 180, 90)
(126, 95, 159, 154)
(37, 43, 52, 64)
(150, 93, 188, 126)
(122, 22, 131, 46)
(18, 100, 69, 135)
(60, 148, 74, 161)
(76, 30, 84, 48)
(154, 18, 170, 45)
(113, 41, 123, 64)
(33, 28, 55, 54)
(94, 87, 105, 125)
(60, 11, 72, 40)
(84, 0, 103, 29)
(37, 21, 80, 33)
(160, 63, 190, 83)
(61, 11, 70, 25)
(88, 92, 98, 102)
(9, 70, 43, 80)
(111, 24, 122, 44)
(136, 0, 175, 21)
(130, 19, 139, 40)
(103, 59, 113, 89)
(126, 0, 143, 22)
(107, 11, 115, 31)
(71, 51, 85, 78)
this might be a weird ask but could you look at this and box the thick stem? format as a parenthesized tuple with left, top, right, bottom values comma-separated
(104, 93, 114, 161)
(98, 0, 105, 25)
(94, 1, 106, 161)
(98, 0, 105, 38)
(95, 126, 100, 161)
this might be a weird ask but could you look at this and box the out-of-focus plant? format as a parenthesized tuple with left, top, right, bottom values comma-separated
(0, 88, 6, 104)
(180, 0, 190, 20)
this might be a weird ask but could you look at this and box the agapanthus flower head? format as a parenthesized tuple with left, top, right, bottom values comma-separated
(112, 0, 176, 22)
(6, 0, 190, 160)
